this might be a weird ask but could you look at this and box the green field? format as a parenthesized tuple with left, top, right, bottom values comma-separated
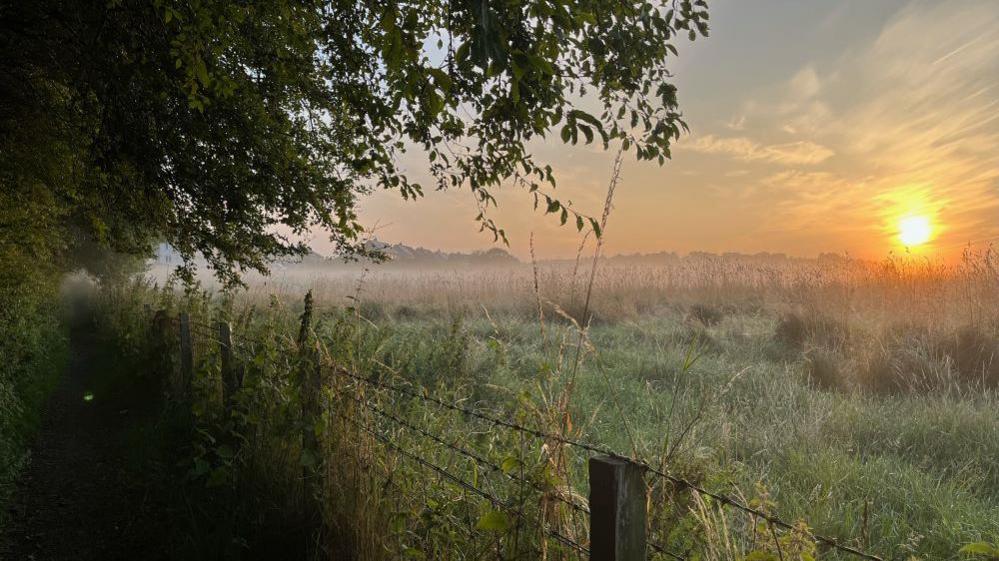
(99, 253, 999, 560)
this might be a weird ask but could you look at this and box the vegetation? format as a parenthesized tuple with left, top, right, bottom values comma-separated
(5, 2, 997, 559)
(1, 0, 707, 283)
(0, 0, 707, 529)
(0, 272, 68, 519)
(90, 249, 999, 560)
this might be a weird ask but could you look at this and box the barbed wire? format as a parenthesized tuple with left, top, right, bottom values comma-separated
(327, 364, 883, 561)
(649, 541, 686, 561)
(340, 365, 686, 561)
(341, 389, 592, 517)
(169, 313, 882, 561)
(337, 411, 591, 558)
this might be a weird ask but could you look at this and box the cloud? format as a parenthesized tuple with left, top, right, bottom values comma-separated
(684, 134, 835, 165)
(787, 65, 821, 100)
(350, 0, 999, 259)
(714, 0, 999, 255)
(725, 114, 746, 130)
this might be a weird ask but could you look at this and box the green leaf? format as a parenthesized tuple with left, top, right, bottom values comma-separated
(500, 456, 521, 474)
(590, 218, 602, 238)
(569, 109, 601, 128)
(476, 510, 510, 532)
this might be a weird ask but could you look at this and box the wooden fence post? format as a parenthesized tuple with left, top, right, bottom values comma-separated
(589, 456, 646, 561)
(297, 291, 322, 523)
(152, 309, 169, 383)
(179, 312, 193, 398)
(218, 321, 234, 406)
(297, 293, 318, 451)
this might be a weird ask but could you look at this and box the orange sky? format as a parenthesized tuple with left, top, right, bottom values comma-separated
(311, 0, 999, 261)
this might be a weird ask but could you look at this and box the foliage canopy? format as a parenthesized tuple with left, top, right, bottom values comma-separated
(1, 0, 708, 283)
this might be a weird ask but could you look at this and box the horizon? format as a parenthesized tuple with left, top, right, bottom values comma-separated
(153, 239, 979, 270)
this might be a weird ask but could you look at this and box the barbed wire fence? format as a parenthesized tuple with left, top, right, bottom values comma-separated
(145, 299, 885, 561)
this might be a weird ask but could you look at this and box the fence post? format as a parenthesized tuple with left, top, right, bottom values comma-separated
(589, 456, 646, 561)
(152, 309, 169, 383)
(179, 312, 193, 398)
(298, 290, 320, 500)
(218, 321, 234, 406)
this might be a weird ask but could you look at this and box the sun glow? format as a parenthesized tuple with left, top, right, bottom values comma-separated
(898, 215, 933, 247)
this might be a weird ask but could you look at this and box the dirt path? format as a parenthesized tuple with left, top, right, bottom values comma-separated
(0, 325, 174, 561)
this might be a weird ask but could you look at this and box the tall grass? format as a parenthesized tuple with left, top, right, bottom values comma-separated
(94, 245, 999, 560)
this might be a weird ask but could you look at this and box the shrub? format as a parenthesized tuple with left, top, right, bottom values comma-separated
(0, 269, 69, 515)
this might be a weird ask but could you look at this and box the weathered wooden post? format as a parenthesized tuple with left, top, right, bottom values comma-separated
(152, 309, 169, 384)
(218, 321, 234, 406)
(589, 456, 647, 561)
(297, 291, 322, 525)
(179, 312, 193, 398)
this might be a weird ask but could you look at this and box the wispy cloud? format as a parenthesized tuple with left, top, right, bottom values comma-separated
(684, 134, 835, 165)
(352, 1, 999, 259)
(706, 0, 999, 255)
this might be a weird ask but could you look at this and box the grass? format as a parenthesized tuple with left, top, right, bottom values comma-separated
(97, 248, 999, 560)
(364, 311, 998, 557)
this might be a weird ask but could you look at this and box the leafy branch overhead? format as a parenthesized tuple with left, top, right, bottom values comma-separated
(2, 0, 708, 284)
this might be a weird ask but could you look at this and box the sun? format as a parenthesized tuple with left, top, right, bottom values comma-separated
(898, 215, 932, 247)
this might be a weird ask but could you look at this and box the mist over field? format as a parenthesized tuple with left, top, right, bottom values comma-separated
(5, 1, 999, 560)
(129, 241, 999, 558)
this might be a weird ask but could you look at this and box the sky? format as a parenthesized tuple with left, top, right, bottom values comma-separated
(320, 0, 999, 260)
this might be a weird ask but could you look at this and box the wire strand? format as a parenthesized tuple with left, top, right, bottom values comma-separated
(329, 364, 882, 561)
(337, 412, 590, 557)
(177, 313, 881, 561)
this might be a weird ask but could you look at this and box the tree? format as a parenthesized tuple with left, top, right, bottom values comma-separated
(0, 0, 709, 285)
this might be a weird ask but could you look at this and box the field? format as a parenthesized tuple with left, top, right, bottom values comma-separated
(110, 250, 999, 560)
